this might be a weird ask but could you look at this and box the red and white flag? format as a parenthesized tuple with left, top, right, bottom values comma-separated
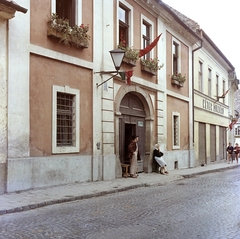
(119, 70, 133, 85)
(139, 34, 162, 57)
(229, 118, 238, 131)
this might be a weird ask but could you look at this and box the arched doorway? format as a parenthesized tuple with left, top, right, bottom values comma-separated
(119, 93, 146, 172)
(115, 85, 155, 173)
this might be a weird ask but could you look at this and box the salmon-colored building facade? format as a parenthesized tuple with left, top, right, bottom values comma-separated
(0, 0, 237, 194)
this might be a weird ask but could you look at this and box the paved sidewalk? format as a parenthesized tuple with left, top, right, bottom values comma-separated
(0, 162, 239, 215)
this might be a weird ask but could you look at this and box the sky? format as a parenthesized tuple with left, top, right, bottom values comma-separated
(164, 0, 239, 78)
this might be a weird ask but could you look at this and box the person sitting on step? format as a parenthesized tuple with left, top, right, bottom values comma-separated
(153, 143, 169, 175)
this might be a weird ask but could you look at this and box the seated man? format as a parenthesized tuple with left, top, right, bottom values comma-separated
(153, 143, 168, 175)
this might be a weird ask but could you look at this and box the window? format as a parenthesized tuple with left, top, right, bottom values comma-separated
(208, 68, 212, 96)
(119, 3, 129, 47)
(235, 126, 240, 136)
(172, 112, 180, 149)
(140, 15, 153, 58)
(52, 0, 82, 27)
(198, 61, 203, 92)
(52, 85, 80, 154)
(173, 41, 179, 74)
(56, 93, 75, 146)
(216, 74, 219, 100)
(56, 0, 76, 26)
(142, 20, 151, 59)
(223, 80, 226, 104)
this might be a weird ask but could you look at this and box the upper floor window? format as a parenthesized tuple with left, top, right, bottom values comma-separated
(56, 0, 76, 26)
(235, 126, 240, 136)
(173, 41, 179, 74)
(223, 80, 226, 104)
(216, 74, 219, 99)
(142, 21, 151, 59)
(198, 61, 203, 92)
(119, 4, 130, 47)
(52, 0, 82, 27)
(208, 68, 212, 96)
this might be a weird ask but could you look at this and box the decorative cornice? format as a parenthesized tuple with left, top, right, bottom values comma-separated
(134, 0, 201, 45)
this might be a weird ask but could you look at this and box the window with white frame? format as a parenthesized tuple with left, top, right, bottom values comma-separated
(52, 85, 80, 154)
(119, 3, 130, 47)
(222, 79, 226, 104)
(208, 68, 212, 97)
(51, 0, 82, 27)
(141, 15, 154, 59)
(216, 74, 219, 100)
(198, 61, 203, 92)
(235, 125, 240, 136)
(173, 41, 179, 74)
(142, 20, 151, 59)
(172, 112, 180, 149)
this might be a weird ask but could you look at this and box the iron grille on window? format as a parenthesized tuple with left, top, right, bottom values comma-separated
(57, 92, 75, 146)
(173, 115, 179, 146)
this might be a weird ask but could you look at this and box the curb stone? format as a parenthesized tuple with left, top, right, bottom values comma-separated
(0, 164, 239, 216)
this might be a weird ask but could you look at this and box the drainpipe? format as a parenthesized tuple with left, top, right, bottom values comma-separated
(192, 32, 203, 145)
(5, 19, 9, 194)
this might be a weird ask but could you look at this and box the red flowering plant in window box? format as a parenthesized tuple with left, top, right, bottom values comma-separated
(47, 13, 90, 48)
(140, 58, 164, 75)
(118, 39, 139, 66)
(171, 72, 186, 86)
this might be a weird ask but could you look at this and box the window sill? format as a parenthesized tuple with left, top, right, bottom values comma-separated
(141, 65, 157, 76)
(122, 57, 137, 67)
(47, 29, 89, 49)
(171, 79, 184, 87)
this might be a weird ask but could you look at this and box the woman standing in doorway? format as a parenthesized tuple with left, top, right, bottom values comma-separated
(127, 135, 140, 178)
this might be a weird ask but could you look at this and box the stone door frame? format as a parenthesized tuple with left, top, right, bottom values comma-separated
(114, 85, 155, 173)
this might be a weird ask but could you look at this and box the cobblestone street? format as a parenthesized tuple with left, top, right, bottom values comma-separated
(0, 167, 239, 239)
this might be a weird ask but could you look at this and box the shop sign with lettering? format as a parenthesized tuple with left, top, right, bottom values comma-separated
(202, 99, 224, 114)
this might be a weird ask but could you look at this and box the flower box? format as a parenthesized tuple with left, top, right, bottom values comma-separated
(141, 65, 157, 75)
(171, 79, 184, 87)
(47, 14, 90, 49)
(47, 29, 88, 48)
(122, 57, 137, 67)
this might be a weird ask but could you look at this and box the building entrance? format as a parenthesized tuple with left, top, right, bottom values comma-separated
(119, 93, 146, 172)
(219, 126, 227, 160)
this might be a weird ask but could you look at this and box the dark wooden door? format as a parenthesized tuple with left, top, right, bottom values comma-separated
(119, 93, 146, 172)
(199, 123, 206, 165)
(219, 126, 226, 160)
(210, 124, 216, 162)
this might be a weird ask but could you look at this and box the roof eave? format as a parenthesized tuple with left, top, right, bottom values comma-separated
(156, 0, 202, 42)
(0, 0, 27, 14)
(202, 30, 235, 72)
